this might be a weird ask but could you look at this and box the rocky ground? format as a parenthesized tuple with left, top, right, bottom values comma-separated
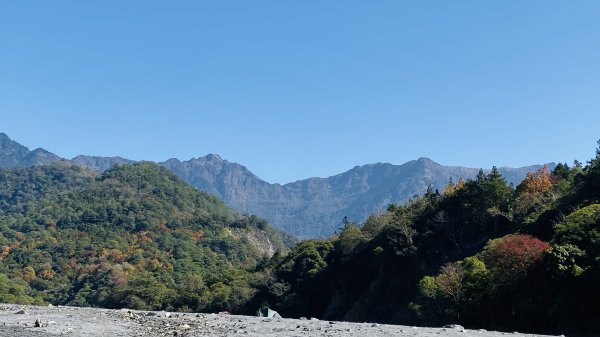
(0, 304, 560, 337)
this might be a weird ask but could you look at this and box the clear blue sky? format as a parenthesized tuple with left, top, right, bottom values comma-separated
(1, 1, 599, 184)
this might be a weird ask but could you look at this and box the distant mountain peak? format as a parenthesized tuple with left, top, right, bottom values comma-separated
(0, 133, 61, 168)
(30, 147, 53, 154)
(411, 157, 439, 170)
(204, 153, 227, 163)
(164, 157, 182, 164)
(416, 157, 435, 163)
(207, 153, 222, 160)
(0, 132, 24, 148)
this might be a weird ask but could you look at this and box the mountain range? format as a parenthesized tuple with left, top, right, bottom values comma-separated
(0, 132, 553, 238)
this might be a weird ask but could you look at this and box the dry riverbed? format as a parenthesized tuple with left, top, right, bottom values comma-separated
(0, 304, 560, 337)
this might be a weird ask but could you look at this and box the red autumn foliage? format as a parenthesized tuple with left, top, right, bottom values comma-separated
(484, 234, 550, 282)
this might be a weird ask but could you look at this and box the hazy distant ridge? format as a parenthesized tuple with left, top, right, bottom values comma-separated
(0, 132, 553, 238)
(161, 156, 551, 237)
(0, 133, 62, 167)
(71, 155, 136, 171)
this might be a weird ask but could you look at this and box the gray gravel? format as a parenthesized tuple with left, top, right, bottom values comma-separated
(0, 304, 560, 337)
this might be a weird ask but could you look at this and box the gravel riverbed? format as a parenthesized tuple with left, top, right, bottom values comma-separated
(0, 304, 560, 337)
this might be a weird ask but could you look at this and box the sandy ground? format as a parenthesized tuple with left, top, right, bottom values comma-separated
(0, 304, 560, 337)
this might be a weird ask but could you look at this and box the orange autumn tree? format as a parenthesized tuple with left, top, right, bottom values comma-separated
(518, 165, 553, 194)
(443, 177, 465, 195)
(22, 266, 37, 282)
(514, 165, 555, 222)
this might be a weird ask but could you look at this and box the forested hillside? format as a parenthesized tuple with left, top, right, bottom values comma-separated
(0, 162, 288, 313)
(250, 142, 600, 335)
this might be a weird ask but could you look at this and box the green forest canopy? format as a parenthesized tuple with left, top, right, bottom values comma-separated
(250, 141, 600, 335)
(0, 162, 288, 312)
